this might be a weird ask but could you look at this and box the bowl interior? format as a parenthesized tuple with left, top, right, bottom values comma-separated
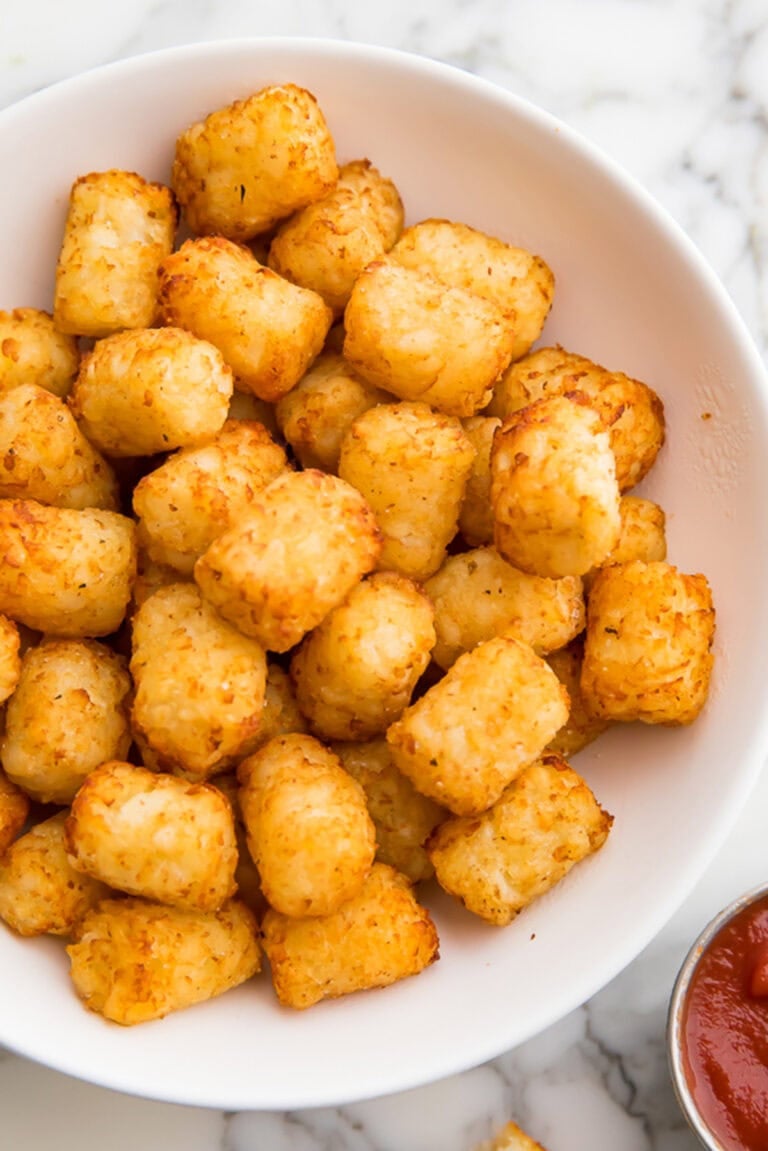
(2, 38, 768, 1110)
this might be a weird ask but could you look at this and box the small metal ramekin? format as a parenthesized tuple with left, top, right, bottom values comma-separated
(667, 880, 768, 1150)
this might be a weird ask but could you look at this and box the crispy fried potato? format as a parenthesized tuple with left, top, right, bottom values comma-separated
(269, 160, 404, 313)
(207, 774, 270, 919)
(67, 896, 260, 1024)
(1, 638, 132, 804)
(158, 236, 332, 402)
(70, 326, 233, 457)
(227, 389, 280, 436)
(0, 499, 136, 636)
(291, 572, 436, 740)
(130, 583, 267, 779)
(545, 639, 611, 757)
(65, 761, 238, 910)
(0, 813, 109, 937)
(0, 383, 118, 510)
(488, 346, 665, 492)
(581, 560, 715, 724)
(0, 768, 30, 855)
(275, 351, 388, 472)
(172, 83, 337, 240)
(425, 547, 584, 670)
(584, 495, 667, 592)
(491, 395, 621, 578)
(233, 827, 269, 920)
(459, 415, 502, 547)
(0, 613, 20, 704)
(475, 1122, 549, 1151)
(238, 734, 375, 918)
(334, 740, 446, 882)
(131, 551, 181, 611)
(389, 219, 554, 362)
(53, 170, 177, 337)
(388, 634, 569, 816)
(261, 862, 439, 1009)
(344, 260, 516, 417)
(488, 345, 584, 413)
(338, 401, 475, 581)
(237, 663, 309, 760)
(195, 469, 381, 652)
(133, 420, 288, 574)
(428, 754, 612, 925)
(0, 308, 79, 397)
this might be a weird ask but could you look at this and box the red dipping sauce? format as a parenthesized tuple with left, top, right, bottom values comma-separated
(682, 894, 768, 1150)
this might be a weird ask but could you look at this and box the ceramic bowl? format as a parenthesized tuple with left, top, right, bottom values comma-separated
(1, 38, 768, 1110)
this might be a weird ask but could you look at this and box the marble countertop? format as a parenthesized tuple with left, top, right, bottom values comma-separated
(2, 1, 767, 1148)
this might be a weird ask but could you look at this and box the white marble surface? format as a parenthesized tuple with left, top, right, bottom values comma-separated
(1, 1, 767, 1148)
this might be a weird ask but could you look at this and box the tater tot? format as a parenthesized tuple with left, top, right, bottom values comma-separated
(584, 495, 667, 591)
(0, 308, 79, 397)
(0, 384, 118, 510)
(0, 769, 30, 856)
(269, 160, 404, 313)
(233, 828, 269, 921)
(131, 550, 181, 610)
(65, 761, 238, 910)
(343, 260, 516, 417)
(195, 469, 381, 652)
(0, 499, 136, 636)
(428, 754, 612, 925)
(0, 813, 109, 937)
(275, 351, 389, 472)
(491, 395, 621, 578)
(545, 639, 611, 757)
(425, 548, 584, 670)
(172, 83, 337, 240)
(130, 583, 267, 778)
(458, 415, 502, 547)
(291, 572, 435, 741)
(0, 613, 20, 703)
(53, 170, 177, 337)
(334, 740, 447, 882)
(338, 401, 475, 581)
(387, 635, 569, 816)
(133, 420, 288, 574)
(238, 663, 309, 758)
(261, 862, 439, 1009)
(581, 560, 715, 725)
(207, 774, 269, 919)
(487, 345, 585, 413)
(238, 734, 376, 918)
(69, 326, 233, 457)
(227, 389, 280, 437)
(475, 1120, 549, 1151)
(67, 896, 260, 1025)
(1, 639, 132, 804)
(389, 219, 554, 362)
(158, 236, 332, 402)
(488, 347, 665, 492)
(155, 667, 298, 783)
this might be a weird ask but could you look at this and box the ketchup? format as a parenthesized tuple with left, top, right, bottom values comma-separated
(682, 895, 768, 1150)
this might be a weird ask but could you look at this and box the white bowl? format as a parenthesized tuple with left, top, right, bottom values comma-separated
(2, 37, 768, 1112)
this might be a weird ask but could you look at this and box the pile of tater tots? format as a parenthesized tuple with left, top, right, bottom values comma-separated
(0, 83, 715, 1024)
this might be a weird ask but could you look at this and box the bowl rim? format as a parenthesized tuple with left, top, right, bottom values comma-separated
(4, 32, 767, 374)
(3, 35, 768, 1111)
(667, 879, 768, 1151)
